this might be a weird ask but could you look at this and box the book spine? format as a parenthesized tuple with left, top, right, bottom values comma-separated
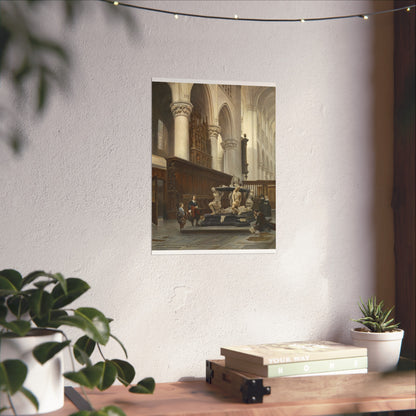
(221, 346, 368, 365)
(225, 356, 368, 377)
(285, 368, 368, 377)
(267, 356, 368, 377)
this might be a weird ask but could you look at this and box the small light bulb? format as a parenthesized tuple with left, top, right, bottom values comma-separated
(406, 7, 411, 12)
(234, 14, 238, 19)
(174, 14, 179, 19)
(363, 15, 369, 20)
(300, 18, 305, 23)
(113, 1, 119, 5)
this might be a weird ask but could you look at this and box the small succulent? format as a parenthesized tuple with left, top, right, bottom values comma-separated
(353, 296, 400, 333)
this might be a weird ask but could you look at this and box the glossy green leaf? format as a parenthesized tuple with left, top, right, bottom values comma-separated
(54, 309, 109, 345)
(0, 269, 22, 291)
(69, 407, 126, 416)
(0, 319, 31, 336)
(0, 276, 19, 296)
(33, 280, 55, 290)
(73, 348, 92, 368)
(22, 270, 47, 287)
(47, 309, 69, 328)
(29, 290, 53, 326)
(74, 335, 96, 365)
(23, 271, 67, 293)
(128, 377, 155, 394)
(33, 340, 70, 364)
(51, 278, 90, 309)
(29, 289, 53, 317)
(68, 412, 91, 416)
(64, 366, 102, 389)
(19, 386, 39, 411)
(110, 359, 135, 386)
(7, 295, 29, 318)
(52, 273, 67, 294)
(52, 315, 90, 333)
(0, 359, 27, 395)
(94, 361, 117, 391)
(0, 303, 7, 321)
(74, 308, 110, 345)
(97, 406, 127, 416)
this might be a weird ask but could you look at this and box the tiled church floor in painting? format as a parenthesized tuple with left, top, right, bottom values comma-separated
(152, 212, 276, 252)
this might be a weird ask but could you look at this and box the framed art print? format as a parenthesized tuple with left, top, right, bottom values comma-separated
(151, 79, 276, 254)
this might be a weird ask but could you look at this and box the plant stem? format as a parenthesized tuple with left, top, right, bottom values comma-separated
(97, 343, 106, 361)
(7, 393, 17, 416)
(17, 296, 22, 320)
(61, 332, 94, 411)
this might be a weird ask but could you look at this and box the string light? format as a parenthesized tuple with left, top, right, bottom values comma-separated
(99, 0, 415, 23)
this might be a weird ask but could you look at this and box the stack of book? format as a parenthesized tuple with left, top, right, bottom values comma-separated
(220, 340, 368, 378)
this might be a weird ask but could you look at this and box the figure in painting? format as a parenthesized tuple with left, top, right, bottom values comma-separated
(177, 202, 187, 230)
(208, 187, 223, 214)
(250, 209, 276, 233)
(187, 195, 200, 226)
(263, 195, 272, 217)
(245, 191, 254, 211)
(231, 185, 242, 214)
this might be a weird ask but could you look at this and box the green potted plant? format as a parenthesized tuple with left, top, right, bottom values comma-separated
(351, 296, 404, 372)
(0, 269, 155, 416)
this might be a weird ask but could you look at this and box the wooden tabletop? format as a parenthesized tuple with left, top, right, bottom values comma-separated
(50, 370, 415, 416)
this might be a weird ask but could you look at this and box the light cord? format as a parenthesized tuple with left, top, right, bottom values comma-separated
(100, 1, 415, 23)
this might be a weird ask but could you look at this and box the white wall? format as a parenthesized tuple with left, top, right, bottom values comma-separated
(0, 1, 395, 382)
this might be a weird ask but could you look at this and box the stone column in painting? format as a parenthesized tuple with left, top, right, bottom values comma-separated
(221, 137, 239, 180)
(258, 161, 265, 180)
(170, 101, 193, 161)
(242, 104, 258, 181)
(208, 125, 221, 171)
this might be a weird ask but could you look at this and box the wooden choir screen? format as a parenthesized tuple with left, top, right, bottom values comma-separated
(166, 157, 232, 220)
(190, 108, 212, 169)
(243, 180, 276, 209)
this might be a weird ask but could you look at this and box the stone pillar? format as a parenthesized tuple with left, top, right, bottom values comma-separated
(243, 105, 258, 181)
(208, 125, 221, 171)
(221, 137, 239, 178)
(170, 101, 193, 161)
(258, 161, 264, 180)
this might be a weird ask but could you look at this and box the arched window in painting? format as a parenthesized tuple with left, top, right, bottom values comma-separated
(152, 81, 173, 158)
(157, 119, 169, 155)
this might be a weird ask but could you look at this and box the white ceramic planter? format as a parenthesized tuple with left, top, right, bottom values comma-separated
(351, 328, 404, 372)
(0, 329, 64, 415)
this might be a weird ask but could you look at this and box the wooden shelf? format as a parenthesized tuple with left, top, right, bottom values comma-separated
(50, 368, 415, 416)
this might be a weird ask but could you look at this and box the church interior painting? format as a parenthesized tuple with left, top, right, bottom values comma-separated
(152, 80, 276, 252)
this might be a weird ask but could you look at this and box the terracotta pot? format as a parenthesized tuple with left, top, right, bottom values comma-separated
(0, 329, 64, 415)
(350, 328, 404, 372)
